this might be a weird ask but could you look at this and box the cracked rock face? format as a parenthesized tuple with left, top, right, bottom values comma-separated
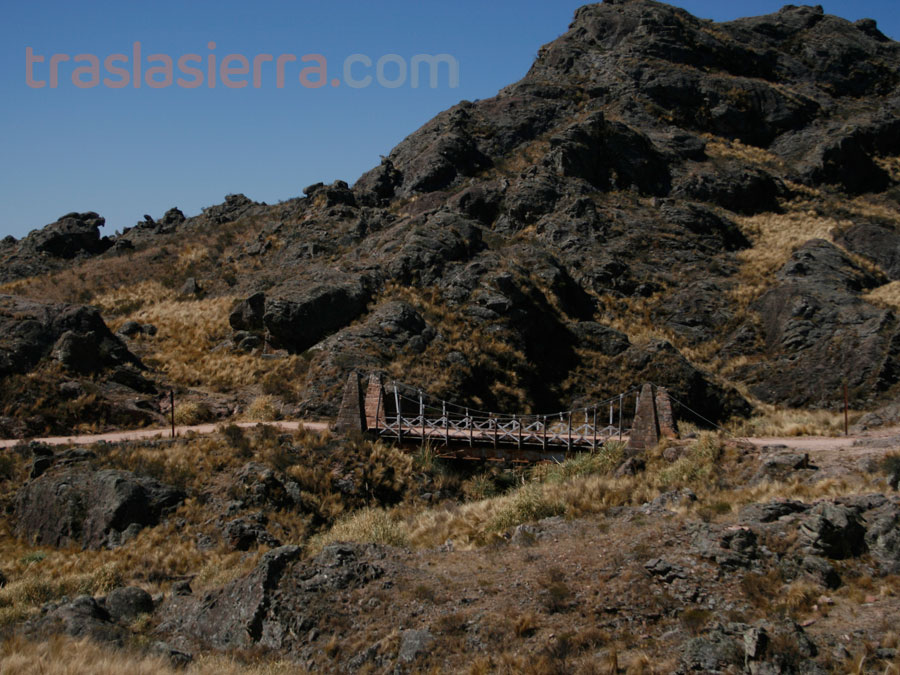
(14, 465, 185, 550)
(158, 543, 385, 654)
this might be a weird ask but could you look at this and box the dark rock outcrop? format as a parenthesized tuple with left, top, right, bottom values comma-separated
(28, 595, 124, 644)
(262, 274, 372, 353)
(0, 295, 142, 378)
(727, 240, 899, 407)
(106, 586, 155, 621)
(159, 543, 386, 654)
(0, 213, 114, 283)
(22, 212, 111, 259)
(14, 466, 185, 550)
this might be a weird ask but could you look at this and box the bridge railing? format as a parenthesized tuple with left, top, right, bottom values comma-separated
(376, 409, 626, 451)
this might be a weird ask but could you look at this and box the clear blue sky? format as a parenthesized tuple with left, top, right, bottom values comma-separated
(1, 1, 897, 239)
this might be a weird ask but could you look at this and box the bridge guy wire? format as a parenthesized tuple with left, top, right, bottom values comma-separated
(386, 378, 643, 423)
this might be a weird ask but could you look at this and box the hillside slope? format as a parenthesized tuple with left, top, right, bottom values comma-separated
(2, 0, 900, 435)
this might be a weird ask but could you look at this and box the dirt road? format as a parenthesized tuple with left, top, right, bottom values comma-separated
(743, 429, 900, 477)
(0, 420, 331, 450)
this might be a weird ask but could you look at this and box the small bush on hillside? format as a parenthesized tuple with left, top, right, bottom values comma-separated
(659, 432, 723, 487)
(881, 453, 900, 489)
(680, 608, 712, 635)
(219, 423, 250, 455)
(487, 483, 565, 534)
(246, 395, 280, 421)
(310, 507, 408, 552)
(463, 473, 498, 501)
(172, 400, 212, 426)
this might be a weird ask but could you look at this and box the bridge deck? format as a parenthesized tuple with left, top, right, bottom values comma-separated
(334, 373, 650, 463)
(372, 413, 626, 462)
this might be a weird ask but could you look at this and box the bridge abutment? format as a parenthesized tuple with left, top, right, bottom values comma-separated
(627, 383, 678, 452)
(334, 371, 367, 433)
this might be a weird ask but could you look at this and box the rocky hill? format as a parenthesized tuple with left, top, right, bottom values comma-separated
(4, 1, 900, 437)
(3, 3, 900, 672)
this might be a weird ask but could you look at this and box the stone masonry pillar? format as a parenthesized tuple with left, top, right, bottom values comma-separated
(334, 371, 366, 434)
(627, 382, 659, 452)
(655, 386, 678, 439)
(364, 373, 386, 430)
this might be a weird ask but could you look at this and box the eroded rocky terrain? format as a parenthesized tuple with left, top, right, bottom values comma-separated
(2, 1, 900, 436)
(3, 1, 900, 672)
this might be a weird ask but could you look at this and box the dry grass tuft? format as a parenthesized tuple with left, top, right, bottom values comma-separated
(0, 634, 304, 674)
(308, 507, 409, 553)
(865, 281, 900, 311)
(245, 395, 281, 422)
(730, 405, 857, 437)
(704, 136, 785, 170)
(96, 285, 308, 397)
(731, 209, 848, 307)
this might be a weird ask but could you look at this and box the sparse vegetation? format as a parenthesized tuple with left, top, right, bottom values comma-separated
(3, 1, 900, 671)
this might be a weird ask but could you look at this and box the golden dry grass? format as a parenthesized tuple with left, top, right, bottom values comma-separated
(305, 435, 734, 552)
(244, 395, 281, 422)
(0, 507, 250, 628)
(0, 634, 305, 675)
(731, 209, 849, 307)
(704, 136, 786, 171)
(864, 281, 900, 311)
(727, 175, 899, 313)
(729, 405, 859, 437)
(308, 506, 409, 553)
(93, 283, 307, 396)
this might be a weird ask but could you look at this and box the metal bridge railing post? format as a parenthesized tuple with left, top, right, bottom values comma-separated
(443, 402, 449, 446)
(567, 411, 572, 452)
(394, 385, 402, 443)
(374, 384, 382, 433)
(592, 406, 598, 452)
(491, 414, 497, 451)
(515, 414, 521, 450)
(618, 393, 624, 441)
(542, 415, 547, 450)
(419, 391, 425, 446)
(467, 408, 473, 447)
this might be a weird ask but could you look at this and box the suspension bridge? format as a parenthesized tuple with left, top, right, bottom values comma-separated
(333, 373, 680, 463)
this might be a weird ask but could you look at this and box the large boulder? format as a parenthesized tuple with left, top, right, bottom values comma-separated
(835, 222, 900, 281)
(27, 595, 124, 644)
(22, 212, 112, 259)
(0, 295, 142, 378)
(228, 292, 266, 333)
(798, 503, 867, 559)
(15, 466, 185, 550)
(672, 165, 784, 215)
(106, 586, 154, 621)
(543, 111, 671, 196)
(370, 211, 485, 285)
(862, 500, 900, 574)
(158, 545, 302, 650)
(262, 275, 372, 353)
